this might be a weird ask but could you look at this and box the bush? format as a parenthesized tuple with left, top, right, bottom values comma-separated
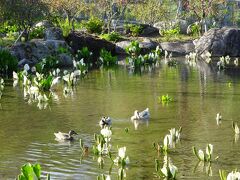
(76, 47, 92, 63)
(83, 17, 104, 34)
(35, 56, 59, 74)
(30, 27, 45, 39)
(124, 24, 143, 36)
(125, 41, 141, 57)
(0, 49, 18, 76)
(100, 32, 122, 42)
(161, 27, 180, 37)
(0, 22, 19, 34)
(99, 49, 117, 66)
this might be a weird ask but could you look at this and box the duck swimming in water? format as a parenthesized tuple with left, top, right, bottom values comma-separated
(99, 116, 112, 128)
(131, 108, 150, 120)
(54, 130, 78, 141)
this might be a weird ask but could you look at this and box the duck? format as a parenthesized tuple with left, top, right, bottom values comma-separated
(99, 116, 112, 128)
(54, 130, 78, 141)
(131, 108, 150, 120)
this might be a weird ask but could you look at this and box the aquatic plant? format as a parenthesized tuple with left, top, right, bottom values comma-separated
(0, 49, 18, 76)
(76, 47, 93, 66)
(155, 156, 178, 179)
(160, 94, 172, 103)
(114, 147, 130, 167)
(97, 174, 111, 180)
(125, 41, 141, 57)
(73, 58, 88, 76)
(100, 126, 112, 143)
(219, 169, 240, 180)
(232, 122, 240, 134)
(192, 144, 213, 162)
(99, 49, 117, 66)
(100, 32, 122, 42)
(35, 56, 59, 74)
(17, 163, 50, 180)
(169, 127, 182, 142)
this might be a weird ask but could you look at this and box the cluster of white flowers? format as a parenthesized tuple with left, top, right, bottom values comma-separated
(193, 144, 213, 162)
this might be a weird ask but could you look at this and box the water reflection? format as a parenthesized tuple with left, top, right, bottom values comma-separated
(131, 119, 149, 130)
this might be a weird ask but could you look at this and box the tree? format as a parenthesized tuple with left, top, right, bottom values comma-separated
(46, 0, 87, 31)
(0, 0, 48, 41)
(187, 0, 226, 33)
(129, 0, 170, 25)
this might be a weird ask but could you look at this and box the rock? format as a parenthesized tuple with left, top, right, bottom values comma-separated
(115, 38, 157, 54)
(34, 20, 54, 29)
(66, 31, 115, 56)
(10, 39, 72, 66)
(18, 58, 37, 68)
(141, 24, 159, 36)
(58, 53, 73, 67)
(195, 27, 240, 57)
(44, 27, 64, 40)
(160, 41, 195, 56)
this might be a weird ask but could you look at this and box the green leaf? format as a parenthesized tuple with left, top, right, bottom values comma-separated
(32, 163, 41, 179)
(46, 173, 50, 180)
(219, 169, 227, 180)
(21, 163, 34, 180)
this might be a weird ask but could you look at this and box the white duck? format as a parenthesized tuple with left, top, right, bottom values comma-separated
(131, 108, 150, 120)
(54, 130, 78, 141)
(99, 116, 112, 128)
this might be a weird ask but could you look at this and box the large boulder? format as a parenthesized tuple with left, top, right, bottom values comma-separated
(141, 24, 159, 36)
(115, 38, 157, 54)
(195, 27, 240, 57)
(160, 41, 195, 56)
(66, 31, 115, 56)
(44, 27, 64, 40)
(10, 39, 72, 67)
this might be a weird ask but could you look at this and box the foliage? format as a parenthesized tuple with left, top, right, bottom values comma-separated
(0, 49, 18, 76)
(0, 22, 19, 34)
(155, 157, 178, 179)
(125, 41, 141, 57)
(55, 18, 82, 37)
(35, 56, 59, 74)
(219, 169, 240, 180)
(124, 24, 143, 36)
(17, 162, 50, 180)
(82, 17, 104, 34)
(161, 27, 180, 37)
(129, 0, 170, 25)
(29, 27, 45, 39)
(100, 32, 122, 42)
(76, 47, 93, 64)
(99, 49, 117, 66)
(192, 144, 213, 162)
(160, 94, 172, 103)
(188, 23, 201, 37)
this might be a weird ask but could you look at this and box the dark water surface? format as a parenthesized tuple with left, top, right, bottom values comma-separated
(1, 61, 240, 180)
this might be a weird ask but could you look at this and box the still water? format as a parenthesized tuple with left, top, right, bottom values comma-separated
(1, 60, 240, 180)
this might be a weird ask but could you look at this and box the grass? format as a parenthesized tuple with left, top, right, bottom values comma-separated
(0, 37, 15, 47)
(155, 34, 199, 43)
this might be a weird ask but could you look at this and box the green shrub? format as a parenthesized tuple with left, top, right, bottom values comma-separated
(99, 49, 117, 66)
(30, 26, 45, 39)
(83, 17, 104, 34)
(35, 56, 59, 74)
(125, 41, 141, 57)
(17, 162, 50, 180)
(0, 49, 18, 76)
(124, 24, 143, 36)
(0, 22, 19, 34)
(76, 47, 92, 63)
(100, 32, 122, 42)
(161, 27, 180, 37)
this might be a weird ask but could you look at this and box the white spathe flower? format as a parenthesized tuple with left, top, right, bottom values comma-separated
(161, 166, 168, 177)
(106, 175, 111, 180)
(100, 127, 112, 138)
(24, 64, 30, 71)
(169, 164, 178, 177)
(198, 149, 205, 161)
(118, 147, 126, 159)
(51, 77, 61, 87)
(13, 71, 18, 80)
(227, 171, 240, 180)
(125, 156, 130, 164)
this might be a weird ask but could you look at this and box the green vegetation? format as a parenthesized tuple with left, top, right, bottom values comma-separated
(17, 163, 50, 180)
(99, 49, 117, 66)
(124, 24, 143, 36)
(30, 26, 45, 39)
(35, 56, 59, 74)
(0, 49, 18, 76)
(100, 32, 122, 42)
(82, 17, 104, 34)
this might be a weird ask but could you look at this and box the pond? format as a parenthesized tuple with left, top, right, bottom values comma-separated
(1, 59, 240, 179)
